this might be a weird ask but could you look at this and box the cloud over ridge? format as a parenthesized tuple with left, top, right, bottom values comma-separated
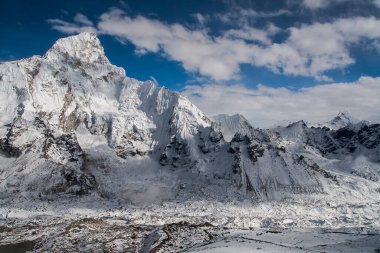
(182, 76, 380, 127)
(49, 9, 380, 82)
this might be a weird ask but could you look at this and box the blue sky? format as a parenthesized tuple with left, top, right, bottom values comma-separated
(1, 0, 380, 126)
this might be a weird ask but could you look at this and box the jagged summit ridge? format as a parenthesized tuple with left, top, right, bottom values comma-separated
(325, 112, 355, 130)
(45, 32, 110, 64)
(306, 112, 357, 130)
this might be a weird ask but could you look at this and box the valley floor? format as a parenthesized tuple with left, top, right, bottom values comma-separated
(0, 196, 379, 252)
(0, 217, 379, 253)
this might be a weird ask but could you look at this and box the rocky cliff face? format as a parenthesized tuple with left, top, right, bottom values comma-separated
(0, 32, 379, 203)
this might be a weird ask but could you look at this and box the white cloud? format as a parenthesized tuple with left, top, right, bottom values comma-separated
(216, 8, 291, 25)
(223, 25, 279, 45)
(96, 9, 255, 80)
(73, 13, 93, 26)
(47, 13, 96, 34)
(302, 0, 332, 9)
(96, 11, 380, 81)
(301, 0, 380, 10)
(248, 17, 380, 80)
(182, 76, 380, 128)
(193, 13, 209, 26)
(48, 11, 380, 81)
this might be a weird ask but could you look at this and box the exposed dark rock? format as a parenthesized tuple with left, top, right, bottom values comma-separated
(247, 144, 265, 162)
(42, 133, 84, 169)
(357, 124, 380, 149)
(160, 135, 193, 168)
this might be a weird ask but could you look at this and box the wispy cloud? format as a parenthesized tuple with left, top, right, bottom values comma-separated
(48, 10, 380, 82)
(223, 24, 280, 45)
(301, 0, 339, 10)
(96, 8, 274, 81)
(47, 13, 96, 34)
(300, 0, 380, 10)
(73, 13, 93, 26)
(182, 76, 380, 127)
(216, 8, 292, 25)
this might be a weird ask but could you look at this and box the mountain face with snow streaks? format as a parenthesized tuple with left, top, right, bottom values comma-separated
(0, 32, 379, 203)
(0, 32, 212, 198)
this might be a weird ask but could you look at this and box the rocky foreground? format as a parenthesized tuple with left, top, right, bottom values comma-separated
(1, 216, 379, 253)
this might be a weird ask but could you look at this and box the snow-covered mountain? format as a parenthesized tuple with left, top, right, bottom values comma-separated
(0, 32, 213, 199)
(212, 114, 253, 142)
(273, 118, 380, 192)
(309, 112, 357, 130)
(326, 112, 355, 130)
(0, 32, 379, 205)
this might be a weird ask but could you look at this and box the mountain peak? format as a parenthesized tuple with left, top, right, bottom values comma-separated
(45, 32, 109, 64)
(333, 111, 352, 121)
(212, 113, 253, 141)
(214, 113, 247, 122)
(329, 111, 355, 130)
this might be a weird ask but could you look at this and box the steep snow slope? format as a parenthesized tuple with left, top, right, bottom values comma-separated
(212, 114, 253, 142)
(274, 118, 380, 184)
